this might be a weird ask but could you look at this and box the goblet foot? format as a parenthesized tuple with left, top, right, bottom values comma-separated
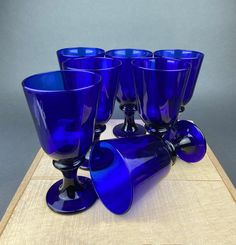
(113, 123, 146, 138)
(145, 120, 207, 163)
(114, 104, 146, 138)
(46, 176, 97, 214)
(173, 120, 207, 163)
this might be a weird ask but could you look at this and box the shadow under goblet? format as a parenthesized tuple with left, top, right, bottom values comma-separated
(22, 70, 101, 214)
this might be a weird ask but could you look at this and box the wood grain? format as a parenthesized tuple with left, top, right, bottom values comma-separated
(0, 120, 235, 245)
(0, 180, 235, 245)
(0, 149, 44, 235)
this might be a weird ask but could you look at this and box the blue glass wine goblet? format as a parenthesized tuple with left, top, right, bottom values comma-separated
(132, 57, 206, 162)
(154, 49, 204, 112)
(132, 57, 190, 136)
(63, 57, 122, 170)
(57, 47, 105, 70)
(89, 125, 206, 214)
(105, 48, 153, 137)
(22, 70, 101, 214)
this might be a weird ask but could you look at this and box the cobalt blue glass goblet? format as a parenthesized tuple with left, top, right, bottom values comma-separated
(105, 48, 153, 137)
(132, 57, 190, 137)
(22, 70, 101, 214)
(89, 126, 206, 215)
(63, 57, 122, 170)
(57, 47, 105, 70)
(132, 57, 206, 162)
(154, 49, 204, 112)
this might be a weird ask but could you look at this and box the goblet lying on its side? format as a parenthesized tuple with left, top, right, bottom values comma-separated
(89, 121, 206, 215)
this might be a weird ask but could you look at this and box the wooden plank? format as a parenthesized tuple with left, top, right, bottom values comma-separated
(0, 149, 44, 235)
(0, 179, 236, 245)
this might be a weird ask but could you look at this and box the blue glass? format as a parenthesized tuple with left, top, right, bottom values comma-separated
(132, 57, 190, 135)
(89, 135, 173, 214)
(132, 57, 207, 162)
(89, 125, 206, 215)
(154, 49, 204, 112)
(105, 48, 153, 137)
(171, 120, 207, 163)
(57, 47, 105, 69)
(63, 57, 122, 170)
(22, 70, 101, 214)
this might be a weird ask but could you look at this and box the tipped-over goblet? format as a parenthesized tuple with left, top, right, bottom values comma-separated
(57, 47, 105, 69)
(63, 57, 122, 170)
(106, 48, 152, 137)
(22, 70, 101, 214)
(89, 122, 206, 214)
(154, 49, 204, 112)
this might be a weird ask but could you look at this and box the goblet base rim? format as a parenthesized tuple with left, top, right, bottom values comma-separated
(46, 176, 97, 214)
(113, 123, 146, 138)
(174, 120, 207, 163)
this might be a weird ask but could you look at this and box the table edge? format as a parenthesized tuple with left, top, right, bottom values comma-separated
(0, 146, 235, 237)
(0, 149, 44, 235)
(207, 146, 236, 201)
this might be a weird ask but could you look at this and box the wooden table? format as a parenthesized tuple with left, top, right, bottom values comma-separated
(0, 120, 236, 245)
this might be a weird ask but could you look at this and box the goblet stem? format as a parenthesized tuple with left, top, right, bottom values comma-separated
(164, 140, 177, 165)
(113, 104, 146, 137)
(179, 105, 185, 113)
(46, 157, 97, 213)
(94, 124, 106, 142)
(53, 158, 84, 198)
(121, 104, 137, 133)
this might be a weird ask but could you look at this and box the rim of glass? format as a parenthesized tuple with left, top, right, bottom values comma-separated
(89, 139, 133, 214)
(64, 57, 122, 71)
(131, 57, 191, 72)
(105, 48, 153, 59)
(154, 49, 204, 60)
(22, 70, 101, 93)
(57, 47, 105, 57)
